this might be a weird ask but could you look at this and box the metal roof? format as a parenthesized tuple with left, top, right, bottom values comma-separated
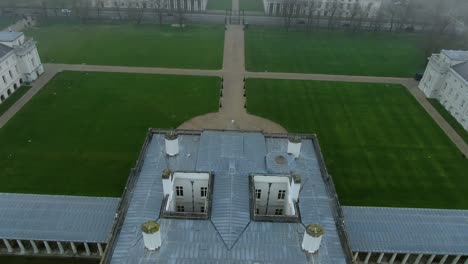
(0, 43, 13, 58)
(0, 32, 23, 42)
(109, 131, 347, 263)
(343, 206, 468, 255)
(442, 50, 468, 61)
(0, 193, 119, 243)
(452, 61, 468, 82)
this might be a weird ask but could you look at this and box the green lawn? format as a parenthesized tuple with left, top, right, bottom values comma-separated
(207, 0, 232, 10)
(0, 86, 32, 116)
(245, 28, 426, 77)
(26, 24, 224, 69)
(247, 79, 468, 209)
(0, 71, 220, 197)
(240, 0, 264, 12)
(429, 99, 468, 144)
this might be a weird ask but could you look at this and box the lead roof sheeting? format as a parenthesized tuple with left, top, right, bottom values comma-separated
(110, 131, 347, 263)
(0, 43, 12, 58)
(343, 206, 468, 255)
(0, 32, 23, 42)
(0, 193, 119, 243)
(452, 61, 468, 82)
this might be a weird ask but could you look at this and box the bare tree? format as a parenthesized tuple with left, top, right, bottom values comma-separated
(73, 0, 91, 23)
(152, 0, 167, 25)
(305, 0, 318, 32)
(114, 1, 123, 21)
(369, 5, 384, 32)
(174, 0, 186, 28)
(281, 0, 300, 31)
(127, 1, 146, 24)
(326, 0, 340, 30)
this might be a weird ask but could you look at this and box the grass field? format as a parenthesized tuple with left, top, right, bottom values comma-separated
(245, 28, 426, 77)
(0, 86, 32, 116)
(429, 99, 468, 144)
(207, 0, 232, 10)
(246, 79, 468, 209)
(26, 24, 224, 69)
(240, 0, 264, 11)
(0, 71, 220, 197)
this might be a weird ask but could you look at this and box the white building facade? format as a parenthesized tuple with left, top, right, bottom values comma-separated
(263, 0, 382, 17)
(0, 32, 43, 104)
(91, 0, 208, 12)
(419, 50, 468, 130)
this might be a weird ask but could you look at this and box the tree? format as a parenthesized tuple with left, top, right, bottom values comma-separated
(305, 0, 318, 32)
(174, 0, 186, 28)
(127, 1, 146, 24)
(73, 0, 91, 23)
(326, 0, 339, 30)
(114, 1, 123, 21)
(281, 0, 300, 31)
(152, 0, 167, 25)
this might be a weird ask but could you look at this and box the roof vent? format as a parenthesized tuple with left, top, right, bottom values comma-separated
(141, 221, 161, 251)
(165, 131, 179, 156)
(302, 224, 323, 253)
(287, 136, 302, 158)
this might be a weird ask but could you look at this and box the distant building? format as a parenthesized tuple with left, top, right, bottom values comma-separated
(0, 32, 43, 104)
(91, 0, 208, 12)
(263, 0, 382, 17)
(419, 50, 468, 130)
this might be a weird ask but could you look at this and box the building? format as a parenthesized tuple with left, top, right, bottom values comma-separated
(104, 130, 351, 263)
(91, 0, 208, 12)
(0, 31, 43, 104)
(263, 0, 382, 18)
(418, 50, 468, 130)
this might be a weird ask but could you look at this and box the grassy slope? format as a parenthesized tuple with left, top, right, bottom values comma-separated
(207, 0, 232, 10)
(245, 28, 426, 77)
(247, 79, 468, 209)
(0, 71, 220, 197)
(429, 99, 468, 144)
(240, 0, 264, 11)
(0, 86, 32, 116)
(26, 24, 224, 69)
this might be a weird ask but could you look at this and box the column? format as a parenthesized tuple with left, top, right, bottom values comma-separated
(194, 0, 198, 11)
(439, 255, 448, 264)
(70, 242, 77, 254)
(389, 253, 398, 264)
(402, 254, 411, 264)
(451, 256, 461, 264)
(414, 254, 424, 264)
(43, 241, 52, 254)
(84, 242, 91, 256)
(353, 252, 359, 261)
(427, 255, 436, 264)
(16, 240, 25, 254)
(187, 0, 191, 12)
(272, 3, 277, 15)
(377, 253, 385, 263)
(3, 239, 13, 253)
(97, 243, 104, 256)
(364, 252, 372, 264)
(57, 241, 64, 255)
(30, 240, 39, 254)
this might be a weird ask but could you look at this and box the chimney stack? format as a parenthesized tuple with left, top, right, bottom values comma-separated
(165, 131, 179, 156)
(302, 224, 323, 253)
(162, 169, 173, 196)
(289, 174, 301, 201)
(287, 136, 302, 158)
(141, 221, 161, 251)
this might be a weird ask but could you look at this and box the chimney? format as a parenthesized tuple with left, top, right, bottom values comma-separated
(141, 221, 161, 250)
(302, 224, 323, 253)
(165, 131, 179, 156)
(162, 169, 173, 196)
(289, 174, 301, 201)
(287, 136, 302, 158)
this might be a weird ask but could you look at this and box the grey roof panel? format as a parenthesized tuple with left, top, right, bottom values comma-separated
(343, 206, 468, 255)
(442, 50, 468, 61)
(0, 32, 23, 42)
(0, 43, 13, 58)
(452, 61, 468, 81)
(0, 193, 119, 243)
(109, 131, 347, 263)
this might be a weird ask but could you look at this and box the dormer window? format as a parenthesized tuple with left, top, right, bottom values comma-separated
(250, 174, 301, 222)
(161, 171, 213, 220)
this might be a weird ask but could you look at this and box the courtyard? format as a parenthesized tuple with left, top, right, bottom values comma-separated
(246, 78, 468, 209)
(245, 27, 426, 77)
(26, 23, 224, 69)
(0, 71, 220, 197)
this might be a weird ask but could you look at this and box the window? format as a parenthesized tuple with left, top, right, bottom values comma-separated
(176, 186, 183, 196)
(200, 187, 207, 197)
(255, 189, 261, 199)
(177, 205, 185, 212)
(8, 70, 13, 79)
(256, 208, 259, 214)
(2, 75, 6, 84)
(275, 209, 283, 215)
(200, 206, 205, 213)
(278, 190, 286, 200)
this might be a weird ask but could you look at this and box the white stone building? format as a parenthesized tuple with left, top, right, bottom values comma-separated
(419, 50, 468, 130)
(263, 0, 382, 17)
(0, 32, 43, 104)
(91, 0, 208, 12)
